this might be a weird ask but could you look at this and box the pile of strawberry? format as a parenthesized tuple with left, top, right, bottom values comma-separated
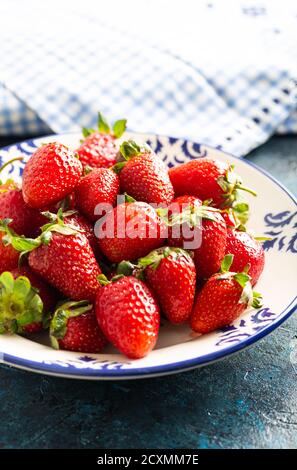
(0, 112, 265, 359)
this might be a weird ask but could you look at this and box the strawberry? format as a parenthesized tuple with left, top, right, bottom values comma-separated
(22, 142, 83, 209)
(10, 266, 58, 333)
(169, 158, 256, 208)
(114, 140, 174, 204)
(75, 168, 120, 222)
(0, 271, 44, 334)
(0, 228, 20, 272)
(1, 212, 102, 301)
(166, 195, 202, 247)
(77, 112, 127, 169)
(138, 247, 196, 324)
(167, 203, 227, 279)
(50, 300, 106, 353)
(0, 157, 46, 237)
(97, 201, 167, 263)
(190, 255, 262, 333)
(63, 212, 99, 257)
(42, 210, 99, 258)
(225, 229, 265, 285)
(96, 275, 160, 359)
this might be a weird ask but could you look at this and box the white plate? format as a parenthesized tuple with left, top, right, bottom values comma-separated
(0, 132, 296, 379)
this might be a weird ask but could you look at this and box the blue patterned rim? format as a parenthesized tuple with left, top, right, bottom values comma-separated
(0, 134, 296, 379)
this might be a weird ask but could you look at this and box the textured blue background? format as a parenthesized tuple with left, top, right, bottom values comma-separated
(0, 135, 296, 449)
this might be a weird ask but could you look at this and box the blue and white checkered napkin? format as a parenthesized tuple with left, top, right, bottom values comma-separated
(0, 0, 297, 156)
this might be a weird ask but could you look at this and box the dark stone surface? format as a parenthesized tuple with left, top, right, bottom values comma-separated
(0, 135, 296, 449)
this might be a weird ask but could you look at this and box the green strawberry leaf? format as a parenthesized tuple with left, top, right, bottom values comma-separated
(112, 161, 126, 174)
(138, 247, 191, 270)
(82, 127, 96, 138)
(116, 261, 135, 276)
(220, 254, 234, 273)
(252, 291, 263, 309)
(113, 119, 127, 139)
(233, 272, 250, 289)
(120, 140, 142, 160)
(98, 112, 111, 134)
(49, 300, 92, 347)
(97, 274, 110, 286)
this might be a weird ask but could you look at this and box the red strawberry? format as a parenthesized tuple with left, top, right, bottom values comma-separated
(97, 201, 167, 263)
(138, 247, 196, 324)
(77, 112, 126, 169)
(0, 185, 46, 237)
(225, 229, 265, 285)
(0, 157, 46, 237)
(2, 213, 102, 301)
(115, 140, 174, 204)
(190, 255, 262, 333)
(0, 271, 44, 334)
(75, 168, 120, 222)
(22, 142, 83, 209)
(50, 301, 106, 353)
(167, 203, 227, 279)
(0, 231, 19, 273)
(169, 158, 256, 207)
(63, 212, 99, 257)
(96, 275, 160, 359)
(167, 195, 202, 247)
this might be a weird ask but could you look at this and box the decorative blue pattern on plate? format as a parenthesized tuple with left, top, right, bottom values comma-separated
(0, 132, 296, 380)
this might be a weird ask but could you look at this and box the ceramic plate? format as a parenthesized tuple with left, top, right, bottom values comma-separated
(0, 132, 296, 380)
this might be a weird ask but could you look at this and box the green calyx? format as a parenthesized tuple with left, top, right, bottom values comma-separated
(82, 112, 127, 140)
(167, 205, 220, 228)
(119, 140, 151, 160)
(217, 256, 263, 309)
(217, 165, 257, 208)
(113, 140, 152, 173)
(116, 261, 136, 276)
(138, 247, 192, 271)
(0, 209, 80, 260)
(49, 300, 93, 349)
(0, 272, 43, 334)
(97, 273, 124, 286)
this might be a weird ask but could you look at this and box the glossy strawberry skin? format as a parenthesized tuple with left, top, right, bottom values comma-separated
(193, 214, 227, 279)
(225, 230, 265, 285)
(169, 158, 230, 206)
(28, 232, 101, 302)
(190, 273, 247, 333)
(77, 132, 118, 169)
(98, 202, 167, 263)
(0, 233, 19, 272)
(63, 213, 99, 257)
(11, 267, 58, 333)
(167, 203, 227, 279)
(144, 251, 196, 324)
(0, 186, 46, 237)
(22, 143, 83, 209)
(120, 152, 174, 205)
(167, 195, 202, 247)
(58, 309, 107, 353)
(75, 168, 120, 222)
(96, 276, 160, 359)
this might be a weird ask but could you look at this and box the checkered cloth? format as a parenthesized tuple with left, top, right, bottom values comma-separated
(0, 0, 297, 156)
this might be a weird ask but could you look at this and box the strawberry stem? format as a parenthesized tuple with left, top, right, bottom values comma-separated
(0, 156, 23, 174)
